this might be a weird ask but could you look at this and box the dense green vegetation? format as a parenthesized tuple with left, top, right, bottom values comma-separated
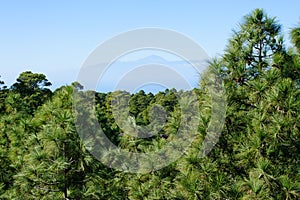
(0, 9, 299, 199)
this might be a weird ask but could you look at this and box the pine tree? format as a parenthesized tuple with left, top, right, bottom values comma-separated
(10, 86, 104, 199)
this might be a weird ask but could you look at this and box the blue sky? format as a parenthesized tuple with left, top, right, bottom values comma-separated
(0, 0, 299, 91)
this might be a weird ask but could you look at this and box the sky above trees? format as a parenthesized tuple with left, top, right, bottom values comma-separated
(1, 8, 300, 199)
(0, 0, 300, 90)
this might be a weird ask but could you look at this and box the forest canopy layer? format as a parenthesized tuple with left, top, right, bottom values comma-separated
(0, 9, 299, 199)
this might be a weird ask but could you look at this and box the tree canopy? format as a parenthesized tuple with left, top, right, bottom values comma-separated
(0, 9, 299, 199)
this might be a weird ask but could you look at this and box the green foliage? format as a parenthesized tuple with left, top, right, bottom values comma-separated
(0, 76, 8, 114)
(222, 8, 283, 87)
(1, 9, 300, 199)
(10, 71, 52, 114)
(0, 75, 6, 89)
(291, 23, 300, 53)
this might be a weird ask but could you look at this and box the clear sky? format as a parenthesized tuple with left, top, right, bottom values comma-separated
(0, 0, 299, 90)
